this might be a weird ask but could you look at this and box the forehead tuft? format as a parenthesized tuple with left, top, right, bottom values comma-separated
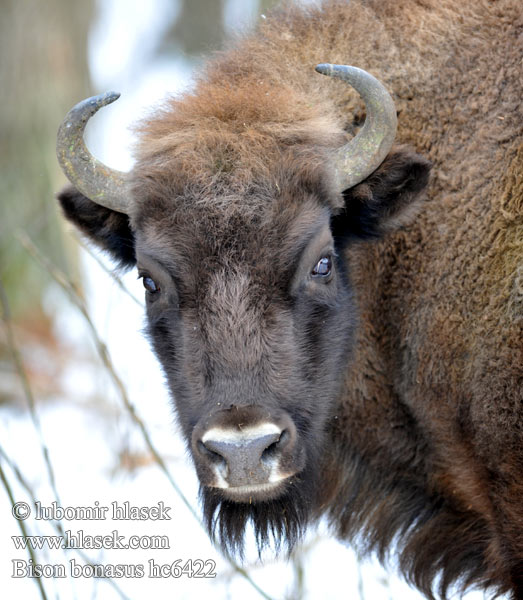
(128, 78, 345, 221)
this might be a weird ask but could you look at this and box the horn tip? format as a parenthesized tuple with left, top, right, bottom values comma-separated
(315, 64, 363, 81)
(98, 91, 121, 106)
(83, 91, 121, 113)
(315, 63, 333, 76)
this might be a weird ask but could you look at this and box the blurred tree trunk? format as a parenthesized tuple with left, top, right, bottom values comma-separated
(168, 0, 226, 56)
(159, 0, 280, 59)
(0, 0, 93, 319)
(0, 0, 93, 403)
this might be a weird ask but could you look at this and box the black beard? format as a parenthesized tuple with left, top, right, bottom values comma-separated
(200, 463, 320, 559)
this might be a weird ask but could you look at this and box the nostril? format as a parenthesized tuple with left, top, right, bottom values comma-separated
(278, 428, 291, 449)
(198, 440, 227, 469)
(261, 441, 278, 460)
(261, 429, 290, 461)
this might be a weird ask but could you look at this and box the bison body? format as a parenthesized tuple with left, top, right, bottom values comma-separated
(57, 0, 523, 597)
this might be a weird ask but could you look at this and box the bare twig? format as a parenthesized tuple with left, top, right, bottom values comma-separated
(0, 278, 63, 533)
(72, 232, 143, 307)
(0, 446, 132, 600)
(356, 550, 365, 600)
(0, 453, 49, 600)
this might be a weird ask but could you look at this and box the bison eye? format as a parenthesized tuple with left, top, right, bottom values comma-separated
(311, 256, 332, 278)
(142, 276, 160, 294)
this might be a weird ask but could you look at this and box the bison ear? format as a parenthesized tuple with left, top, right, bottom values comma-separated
(57, 185, 136, 268)
(332, 147, 431, 241)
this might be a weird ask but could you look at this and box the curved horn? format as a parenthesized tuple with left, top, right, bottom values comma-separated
(315, 64, 397, 192)
(56, 92, 130, 214)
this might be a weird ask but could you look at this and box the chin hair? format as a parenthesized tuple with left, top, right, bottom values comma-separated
(200, 465, 320, 559)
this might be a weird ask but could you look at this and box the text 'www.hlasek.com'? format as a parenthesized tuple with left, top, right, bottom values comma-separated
(10, 501, 216, 579)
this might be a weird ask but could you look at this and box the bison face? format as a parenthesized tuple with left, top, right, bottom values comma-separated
(127, 188, 358, 553)
(58, 145, 430, 554)
(132, 194, 356, 550)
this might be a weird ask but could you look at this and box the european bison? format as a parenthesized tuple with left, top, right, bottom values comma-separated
(56, 0, 523, 598)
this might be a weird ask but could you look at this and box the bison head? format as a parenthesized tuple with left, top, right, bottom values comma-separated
(56, 65, 430, 555)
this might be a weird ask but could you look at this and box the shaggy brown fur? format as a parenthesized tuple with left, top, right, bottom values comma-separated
(59, 1, 522, 598)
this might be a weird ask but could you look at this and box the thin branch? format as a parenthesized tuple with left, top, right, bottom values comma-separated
(0, 453, 49, 600)
(0, 278, 63, 533)
(0, 446, 132, 600)
(72, 233, 143, 308)
(0, 278, 131, 599)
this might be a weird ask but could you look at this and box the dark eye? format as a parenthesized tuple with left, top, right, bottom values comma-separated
(142, 276, 160, 294)
(311, 256, 332, 278)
